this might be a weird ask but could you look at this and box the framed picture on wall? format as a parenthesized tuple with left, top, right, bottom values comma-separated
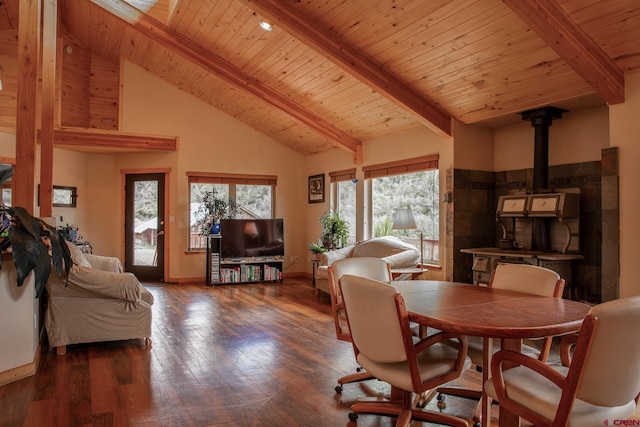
(308, 174, 325, 203)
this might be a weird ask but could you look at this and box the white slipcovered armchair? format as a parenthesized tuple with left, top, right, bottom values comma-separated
(315, 236, 420, 296)
(45, 242, 153, 355)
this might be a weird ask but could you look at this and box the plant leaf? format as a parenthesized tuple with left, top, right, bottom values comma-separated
(40, 220, 73, 276)
(0, 167, 14, 187)
(10, 207, 43, 241)
(8, 226, 51, 297)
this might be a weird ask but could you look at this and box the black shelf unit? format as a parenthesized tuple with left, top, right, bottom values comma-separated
(206, 235, 222, 285)
(206, 235, 283, 285)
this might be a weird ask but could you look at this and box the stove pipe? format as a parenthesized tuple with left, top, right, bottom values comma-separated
(520, 106, 566, 250)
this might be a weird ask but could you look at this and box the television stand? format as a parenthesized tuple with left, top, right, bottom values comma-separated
(206, 236, 283, 285)
(219, 257, 283, 284)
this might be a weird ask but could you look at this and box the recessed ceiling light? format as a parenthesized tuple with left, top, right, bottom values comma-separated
(259, 21, 272, 32)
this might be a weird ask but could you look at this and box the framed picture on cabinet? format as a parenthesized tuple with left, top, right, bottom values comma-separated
(308, 174, 324, 203)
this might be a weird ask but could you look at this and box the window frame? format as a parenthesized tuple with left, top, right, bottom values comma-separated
(52, 185, 78, 208)
(363, 155, 440, 262)
(329, 168, 357, 244)
(187, 172, 277, 251)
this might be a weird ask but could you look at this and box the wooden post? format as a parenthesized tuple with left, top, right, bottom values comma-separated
(14, 0, 41, 212)
(39, 0, 58, 218)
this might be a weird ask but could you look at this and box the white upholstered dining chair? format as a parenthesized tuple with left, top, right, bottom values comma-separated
(437, 263, 565, 426)
(485, 295, 640, 427)
(339, 274, 470, 427)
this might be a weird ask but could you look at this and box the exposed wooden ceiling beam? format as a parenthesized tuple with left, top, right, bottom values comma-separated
(42, 127, 179, 153)
(89, 0, 361, 155)
(240, 0, 452, 137)
(503, 0, 624, 105)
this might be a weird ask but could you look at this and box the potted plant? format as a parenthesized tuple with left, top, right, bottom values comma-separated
(0, 168, 73, 298)
(319, 209, 349, 250)
(58, 223, 79, 243)
(194, 188, 238, 235)
(309, 240, 326, 260)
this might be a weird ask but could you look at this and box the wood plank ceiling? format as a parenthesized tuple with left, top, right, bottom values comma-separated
(3, 0, 640, 157)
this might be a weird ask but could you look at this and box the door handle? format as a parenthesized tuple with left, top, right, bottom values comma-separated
(157, 230, 165, 236)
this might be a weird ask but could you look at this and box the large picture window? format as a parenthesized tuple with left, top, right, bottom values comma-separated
(364, 155, 439, 262)
(188, 172, 277, 250)
(329, 169, 357, 245)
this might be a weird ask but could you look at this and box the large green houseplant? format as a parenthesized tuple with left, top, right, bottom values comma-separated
(0, 168, 73, 297)
(194, 188, 238, 235)
(319, 209, 349, 250)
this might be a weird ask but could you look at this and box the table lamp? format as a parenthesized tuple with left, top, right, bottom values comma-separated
(392, 207, 423, 267)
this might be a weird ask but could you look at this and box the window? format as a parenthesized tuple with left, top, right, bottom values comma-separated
(53, 186, 78, 207)
(329, 169, 356, 245)
(1, 187, 11, 207)
(188, 172, 277, 250)
(364, 155, 439, 262)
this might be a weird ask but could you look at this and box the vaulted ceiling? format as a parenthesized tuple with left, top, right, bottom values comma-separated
(2, 0, 640, 157)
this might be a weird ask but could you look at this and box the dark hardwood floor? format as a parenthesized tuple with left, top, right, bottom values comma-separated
(0, 278, 506, 427)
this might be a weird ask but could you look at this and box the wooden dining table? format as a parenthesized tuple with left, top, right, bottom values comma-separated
(392, 280, 592, 427)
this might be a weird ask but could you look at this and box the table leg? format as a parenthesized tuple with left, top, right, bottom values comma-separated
(312, 262, 318, 287)
(481, 337, 492, 427)
(498, 338, 522, 427)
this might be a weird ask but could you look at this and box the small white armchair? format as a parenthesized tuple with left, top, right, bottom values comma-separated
(45, 242, 153, 355)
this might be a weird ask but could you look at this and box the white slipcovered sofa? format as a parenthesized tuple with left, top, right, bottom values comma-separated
(45, 242, 154, 355)
(315, 236, 420, 296)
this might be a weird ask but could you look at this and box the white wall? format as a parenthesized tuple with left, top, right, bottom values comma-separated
(0, 131, 94, 243)
(610, 73, 640, 297)
(49, 149, 91, 238)
(453, 123, 494, 171)
(118, 61, 307, 280)
(0, 262, 37, 377)
(493, 106, 609, 171)
(304, 126, 453, 276)
(0, 131, 16, 157)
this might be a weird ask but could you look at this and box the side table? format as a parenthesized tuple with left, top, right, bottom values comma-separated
(391, 267, 428, 281)
(311, 259, 321, 287)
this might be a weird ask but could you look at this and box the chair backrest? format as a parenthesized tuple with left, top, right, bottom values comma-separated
(490, 263, 565, 297)
(339, 274, 408, 363)
(327, 257, 393, 342)
(490, 263, 565, 362)
(574, 296, 640, 407)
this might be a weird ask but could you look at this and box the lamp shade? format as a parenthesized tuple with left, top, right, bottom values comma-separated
(244, 221, 259, 237)
(392, 207, 417, 230)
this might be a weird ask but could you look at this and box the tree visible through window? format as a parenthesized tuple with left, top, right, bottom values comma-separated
(236, 184, 272, 219)
(336, 180, 356, 245)
(189, 178, 275, 250)
(371, 170, 439, 262)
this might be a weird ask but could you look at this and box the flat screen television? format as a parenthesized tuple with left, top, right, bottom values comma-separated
(220, 219, 284, 259)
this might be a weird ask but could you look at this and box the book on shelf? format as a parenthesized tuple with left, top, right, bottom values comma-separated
(210, 252, 220, 282)
(214, 260, 283, 284)
(264, 265, 280, 281)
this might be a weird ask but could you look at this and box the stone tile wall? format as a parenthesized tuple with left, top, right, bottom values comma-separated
(450, 148, 618, 302)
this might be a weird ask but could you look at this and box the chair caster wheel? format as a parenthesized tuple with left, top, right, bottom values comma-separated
(335, 385, 343, 393)
(436, 394, 446, 410)
(348, 412, 358, 422)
